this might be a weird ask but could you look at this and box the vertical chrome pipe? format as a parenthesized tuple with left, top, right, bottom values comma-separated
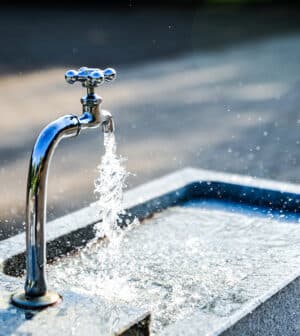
(25, 115, 80, 298)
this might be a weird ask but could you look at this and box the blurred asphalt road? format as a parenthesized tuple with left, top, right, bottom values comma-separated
(0, 6, 300, 239)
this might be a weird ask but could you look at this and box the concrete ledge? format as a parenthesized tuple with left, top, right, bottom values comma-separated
(0, 168, 299, 335)
(2, 168, 299, 276)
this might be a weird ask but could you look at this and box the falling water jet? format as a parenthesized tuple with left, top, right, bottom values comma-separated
(81, 130, 140, 265)
(93, 132, 129, 246)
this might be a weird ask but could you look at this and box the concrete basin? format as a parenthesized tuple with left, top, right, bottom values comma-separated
(0, 168, 299, 335)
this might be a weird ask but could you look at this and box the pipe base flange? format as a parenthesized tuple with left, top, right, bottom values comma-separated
(11, 290, 61, 309)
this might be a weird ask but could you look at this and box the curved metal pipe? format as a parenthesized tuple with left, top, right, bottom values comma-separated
(23, 110, 114, 300)
(25, 115, 80, 297)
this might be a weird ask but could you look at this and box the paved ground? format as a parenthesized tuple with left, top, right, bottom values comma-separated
(0, 6, 300, 239)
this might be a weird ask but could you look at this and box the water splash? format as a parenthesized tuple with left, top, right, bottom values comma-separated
(92, 132, 128, 246)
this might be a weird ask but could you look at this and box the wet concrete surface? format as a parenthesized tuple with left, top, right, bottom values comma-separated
(0, 6, 300, 239)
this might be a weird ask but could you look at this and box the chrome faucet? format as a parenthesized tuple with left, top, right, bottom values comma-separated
(11, 67, 116, 309)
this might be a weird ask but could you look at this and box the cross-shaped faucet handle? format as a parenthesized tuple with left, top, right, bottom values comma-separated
(65, 67, 116, 88)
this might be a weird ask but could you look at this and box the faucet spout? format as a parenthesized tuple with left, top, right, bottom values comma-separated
(101, 110, 115, 133)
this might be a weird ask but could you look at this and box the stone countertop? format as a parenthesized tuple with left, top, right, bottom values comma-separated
(0, 273, 150, 336)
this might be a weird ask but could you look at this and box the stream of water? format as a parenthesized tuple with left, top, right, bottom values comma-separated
(92, 132, 129, 246)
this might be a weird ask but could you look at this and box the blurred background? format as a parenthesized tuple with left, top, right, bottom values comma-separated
(0, 1, 300, 239)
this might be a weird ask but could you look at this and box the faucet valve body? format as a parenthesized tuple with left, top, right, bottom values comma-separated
(66, 66, 116, 131)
